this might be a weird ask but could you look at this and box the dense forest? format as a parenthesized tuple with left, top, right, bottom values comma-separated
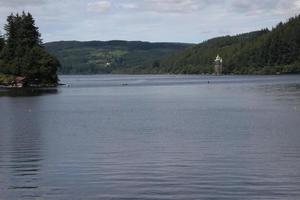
(45, 41, 192, 74)
(0, 12, 59, 86)
(158, 15, 300, 74)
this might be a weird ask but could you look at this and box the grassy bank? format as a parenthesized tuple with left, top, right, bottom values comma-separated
(0, 74, 16, 86)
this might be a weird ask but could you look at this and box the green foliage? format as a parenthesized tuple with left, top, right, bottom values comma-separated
(46, 15, 300, 75)
(159, 15, 300, 74)
(0, 73, 15, 85)
(45, 41, 192, 74)
(0, 12, 59, 85)
(23, 46, 59, 83)
(0, 34, 4, 51)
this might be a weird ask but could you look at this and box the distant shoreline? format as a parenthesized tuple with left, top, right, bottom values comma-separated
(2, 73, 299, 89)
(0, 84, 59, 89)
(56, 72, 299, 76)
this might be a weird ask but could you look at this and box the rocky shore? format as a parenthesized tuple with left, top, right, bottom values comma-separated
(0, 74, 58, 88)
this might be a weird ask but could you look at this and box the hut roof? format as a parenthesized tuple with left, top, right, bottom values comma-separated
(15, 76, 26, 82)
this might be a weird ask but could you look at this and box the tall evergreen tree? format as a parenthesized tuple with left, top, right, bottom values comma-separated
(0, 34, 4, 51)
(0, 33, 5, 73)
(0, 12, 59, 85)
(2, 14, 18, 60)
(20, 12, 42, 47)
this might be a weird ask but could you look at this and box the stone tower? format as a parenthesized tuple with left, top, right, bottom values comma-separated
(214, 55, 223, 75)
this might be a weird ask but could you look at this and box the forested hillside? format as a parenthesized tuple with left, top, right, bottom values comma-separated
(45, 41, 192, 74)
(158, 15, 300, 74)
(45, 15, 300, 75)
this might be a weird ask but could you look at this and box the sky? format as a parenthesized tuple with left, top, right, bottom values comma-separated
(0, 0, 300, 43)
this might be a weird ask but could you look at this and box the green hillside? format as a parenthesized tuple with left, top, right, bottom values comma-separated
(45, 15, 300, 75)
(158, 15, 300, 74)
(45, 41, 192, 74)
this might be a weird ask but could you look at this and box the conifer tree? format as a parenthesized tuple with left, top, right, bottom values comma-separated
(20, 12, 42, 47)
(0, 34, 4, 51)
(0, 12, 59, 85)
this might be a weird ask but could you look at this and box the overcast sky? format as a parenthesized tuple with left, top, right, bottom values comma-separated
(0, 0, 299, 43)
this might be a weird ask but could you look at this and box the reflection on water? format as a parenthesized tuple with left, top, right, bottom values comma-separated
(0, 98, 43, 199)
(0, 88, 58, 97)
(255, 83, 300, 108)
(0, 75, 300, 200)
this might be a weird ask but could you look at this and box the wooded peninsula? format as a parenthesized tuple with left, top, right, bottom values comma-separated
(0, 12, 59, 87)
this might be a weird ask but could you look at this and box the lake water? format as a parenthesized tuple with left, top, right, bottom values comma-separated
(1, 75, 300, 200)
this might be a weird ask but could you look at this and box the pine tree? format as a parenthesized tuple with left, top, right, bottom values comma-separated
(0, 33, 5, 73)
(2, 14, 18, 60)
(0, 12, 59, 85)
(0, 33, 4, 47)
(20, 12, 42, 47)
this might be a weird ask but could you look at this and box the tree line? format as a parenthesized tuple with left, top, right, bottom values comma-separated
(44, 41, 191, 74)
(158, 15, 300, 74)
(0, 12, 59, 85)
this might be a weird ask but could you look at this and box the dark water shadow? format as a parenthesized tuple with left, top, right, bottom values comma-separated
(0, 88, 59, 97)
(5, 98, 44, 198)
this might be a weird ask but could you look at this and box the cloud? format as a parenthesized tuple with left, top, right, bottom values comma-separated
(131, 0, 223, 14)
(144, 0, 200, 13)
(230, 0, 300, 15)
(87, 1, 111, 13)
(127, 0, 300, 15)
(119, 3, 138, 9)
(0, 0, 46, 7)
(1, 0, 300, 43)
(85, 0, 300, 16)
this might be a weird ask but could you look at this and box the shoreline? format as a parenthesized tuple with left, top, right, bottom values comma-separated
(0, 83, 60, 89)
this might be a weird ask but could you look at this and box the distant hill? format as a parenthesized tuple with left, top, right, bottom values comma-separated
(158, 15, 300, 74)
(45, 15, 300, 75)
(45, 41, 192, 74)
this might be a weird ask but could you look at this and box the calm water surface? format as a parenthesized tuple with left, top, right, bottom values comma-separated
(1, 75, 300, 200)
